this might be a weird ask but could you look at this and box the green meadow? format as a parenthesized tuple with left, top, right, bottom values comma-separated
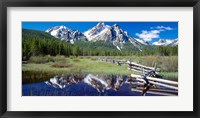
(22, 55, 178, 84)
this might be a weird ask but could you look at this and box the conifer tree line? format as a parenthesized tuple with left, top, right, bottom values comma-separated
(22, 29, 178, 61)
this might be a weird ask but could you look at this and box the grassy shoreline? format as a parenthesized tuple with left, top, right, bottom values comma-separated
(22, 55, 178, 84)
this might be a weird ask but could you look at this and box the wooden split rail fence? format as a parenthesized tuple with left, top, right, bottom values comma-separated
(127, 61, 160, 74)
(127, 61, 178, 96)
(97, 58, 178, 96)
(130, 74, 178, 89)
(96, 58, 127, 65)
(130, 74, 178, 96)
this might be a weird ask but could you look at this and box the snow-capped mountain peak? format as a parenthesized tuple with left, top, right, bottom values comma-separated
(58, 25, 67, 29)
(46, 25, 69, 34)
(113, 24, 119, 28)
(84, 23, 126, 42)
(84, 22, 147, 51)
(84, 22, 111, 41)
(153, 39, 178, 46)
(45, 25, 86, 43)
(96, 22, 105, 27)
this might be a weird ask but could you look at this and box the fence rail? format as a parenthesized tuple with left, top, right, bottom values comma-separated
(127, 61, 160, 73)
(96, 57, 178, 96)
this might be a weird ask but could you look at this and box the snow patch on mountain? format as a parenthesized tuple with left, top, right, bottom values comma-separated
(135, 38, 149, 45)
(169, 39, 178, 46)
(153, 39, 178, 46)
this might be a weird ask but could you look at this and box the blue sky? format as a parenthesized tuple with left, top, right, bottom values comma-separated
(22, 22, 178, 44)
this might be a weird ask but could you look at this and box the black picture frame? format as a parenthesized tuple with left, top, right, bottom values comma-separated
(0, 0, 200, 118)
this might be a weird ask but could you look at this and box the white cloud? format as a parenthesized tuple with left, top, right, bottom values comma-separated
(136, 30, 160, 42)
(136, 26, 175, 42)
(151, 30, 160, 34)
(151, 26, 174, 30)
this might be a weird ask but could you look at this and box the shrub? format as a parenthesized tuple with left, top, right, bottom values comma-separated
(29, 55, 54, 64)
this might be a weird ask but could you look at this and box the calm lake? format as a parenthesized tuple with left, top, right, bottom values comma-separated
(22, 74, 176, 96)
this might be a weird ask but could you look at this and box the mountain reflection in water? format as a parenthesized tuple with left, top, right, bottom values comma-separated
(22, 74, 173, 96)
(45, 74, 125, 93)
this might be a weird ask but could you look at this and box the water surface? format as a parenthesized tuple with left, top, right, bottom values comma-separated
(22, 74, 176, 96)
